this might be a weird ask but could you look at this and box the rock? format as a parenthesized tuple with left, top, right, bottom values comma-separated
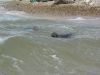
(53, 0, 75, 5)
(75, 0, 100, 6)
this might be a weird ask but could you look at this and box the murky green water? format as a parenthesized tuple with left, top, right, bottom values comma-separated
(0, 10, 100, 75)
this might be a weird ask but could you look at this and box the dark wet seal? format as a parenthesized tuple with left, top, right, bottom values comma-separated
(51, 32, 73, 38)
(32, 26, 39, 31)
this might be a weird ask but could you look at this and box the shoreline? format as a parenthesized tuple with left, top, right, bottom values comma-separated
(2, 1, 100, 17)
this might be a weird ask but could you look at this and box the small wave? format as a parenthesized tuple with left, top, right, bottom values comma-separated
(68, 17, 86, 21)
(0, 14, 22, 21)
(5, 11, 26, 16)
(67, 17, 100, 21)
(5, 11, 33, 19)
(0, 37, 9, 44)
(0, 36, 16, 44)
(0, 6, 5, 11)
(0, 11, 32, 21)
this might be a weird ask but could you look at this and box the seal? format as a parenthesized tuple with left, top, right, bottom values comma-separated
(51, 32, 73, 38)
(32, 26, 39, 31)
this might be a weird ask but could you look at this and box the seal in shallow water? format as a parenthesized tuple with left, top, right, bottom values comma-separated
(32, 26, 39, 31)
(51, 32, 73, 38)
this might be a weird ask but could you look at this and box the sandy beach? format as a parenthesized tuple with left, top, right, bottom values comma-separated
(2, 1, 100, 17)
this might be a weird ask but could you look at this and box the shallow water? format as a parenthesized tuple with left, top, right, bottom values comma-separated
(0, 9, 100, 75)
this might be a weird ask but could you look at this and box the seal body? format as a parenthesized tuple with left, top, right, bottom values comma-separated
(51, 32, 72, 38)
